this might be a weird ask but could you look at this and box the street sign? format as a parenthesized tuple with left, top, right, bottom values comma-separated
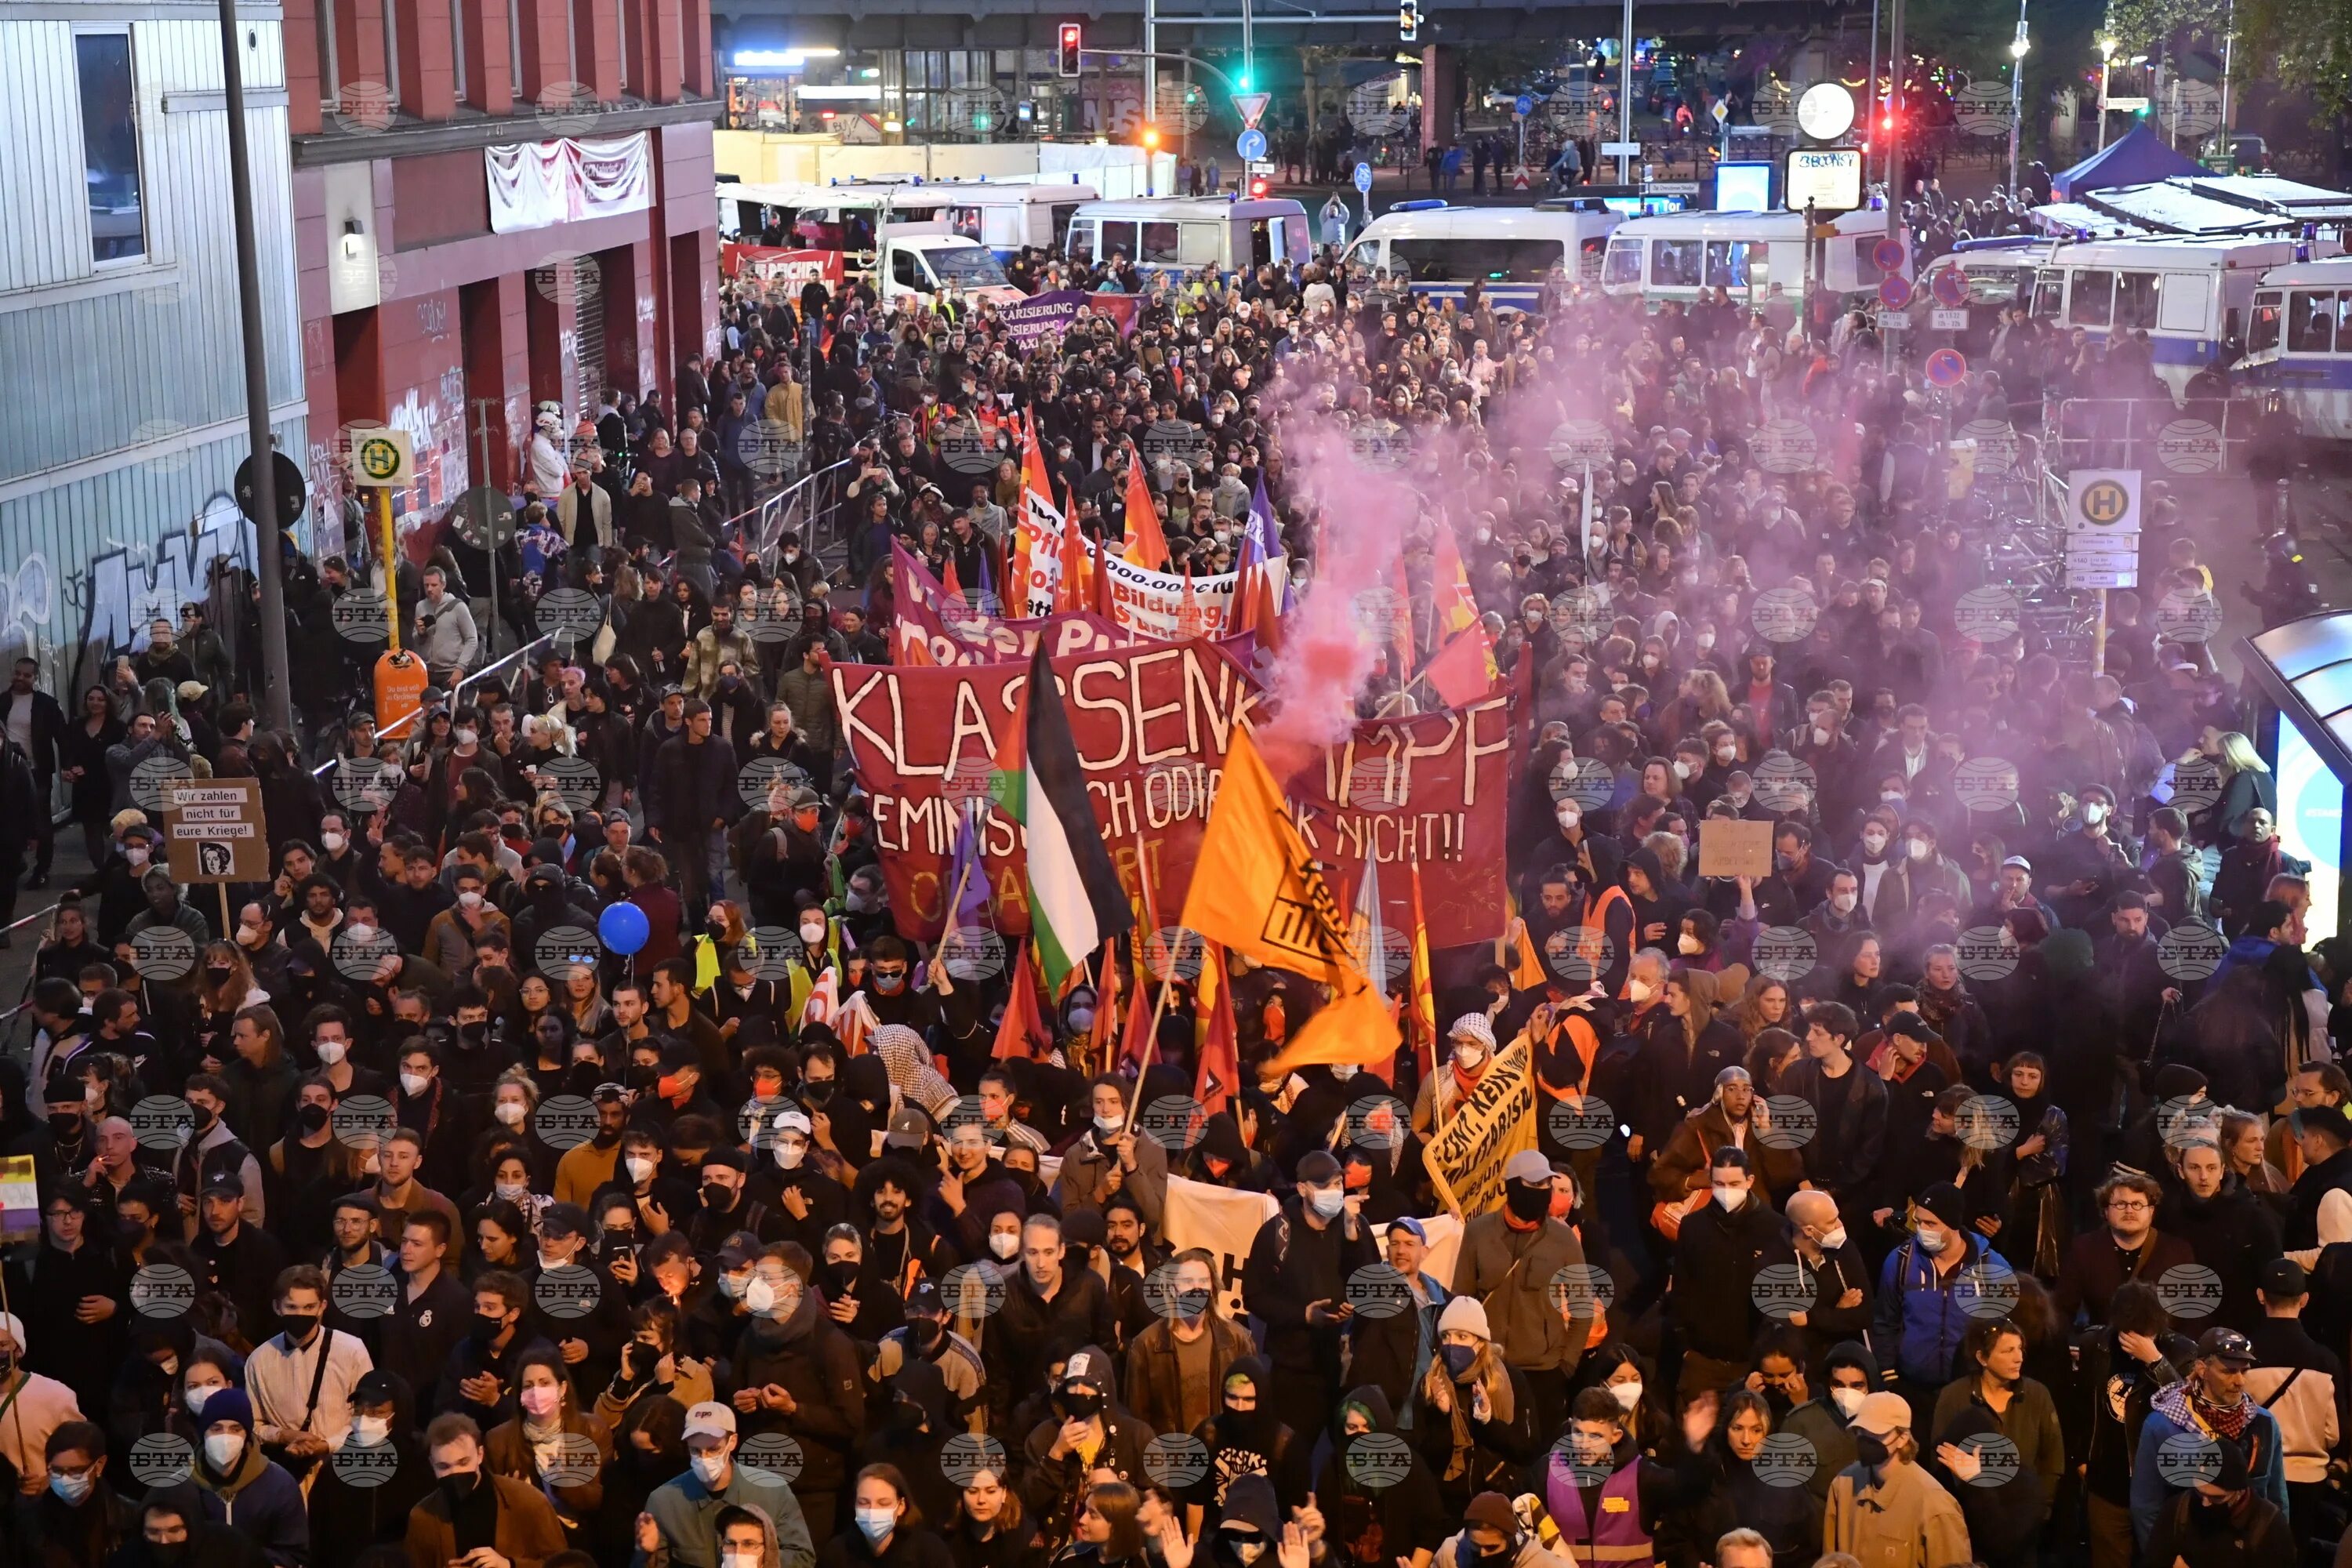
(234, 452, 307, 532)
(1711, 99, 1731, 124)
(1601, 140, 1642, 157)
(1873, 236, 1908, 273)
(1646, 181, 1700, 194)
(1930, 307, 1969, 331)
(1354, 162, 1373, 194)
(162, 778, 269, 884)
(345, 426, 414, 488)
(1878, 274, 1913, 309)
(2103, 96, 2151, 112)
(1236, 127, 1268, 161)
(2070, 469, 2143, 533)
(1876, 310, 1911, 331)
(1930, 267, 1969, 308)
(1232, 91, 1272, 129)
(1926, 347, 1968, 387)
(1515, 95, 1535, 118)
(452, 485, 517, 550)
(1784, 147, 1862, 212)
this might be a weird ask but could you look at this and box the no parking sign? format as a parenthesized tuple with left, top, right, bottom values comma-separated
(1926, 347, 1968, 388)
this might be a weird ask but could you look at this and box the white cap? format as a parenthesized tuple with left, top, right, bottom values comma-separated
(0, 1312, 23, 1352)
(682, 1400, 736, 1439)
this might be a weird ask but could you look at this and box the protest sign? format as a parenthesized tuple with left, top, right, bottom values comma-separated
(1421, 1038, 1538, 1217)
(1698, 818, 1774, 880)
(834, 640, 1512, 940)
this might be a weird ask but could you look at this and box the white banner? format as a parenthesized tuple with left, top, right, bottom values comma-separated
(1019, 533, 1284, 640)
(1164, 1175, 1279, 1319)
(1164, 1174, 1461, 1316)
(487, 133, 652, 234)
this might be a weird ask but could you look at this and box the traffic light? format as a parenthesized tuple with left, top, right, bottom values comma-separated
(1058, 24, 1082, 76)
(1141, 125, 1161, 149)
(1399, 0, 1419, 42)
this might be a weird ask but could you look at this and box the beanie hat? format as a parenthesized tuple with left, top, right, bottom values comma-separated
(1438, 1296, 1491, 1340)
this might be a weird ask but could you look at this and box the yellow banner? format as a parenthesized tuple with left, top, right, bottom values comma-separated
(1422, 1038, 1537, 1218)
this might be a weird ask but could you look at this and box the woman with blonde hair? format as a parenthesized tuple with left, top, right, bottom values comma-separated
(2194, 728, 2274, 844)
(1733, 974, 1794, 1043)
(1411, 1296, 1533, 1512)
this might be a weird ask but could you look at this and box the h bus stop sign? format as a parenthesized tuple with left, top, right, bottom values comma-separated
(1355, 162, 1374, 194)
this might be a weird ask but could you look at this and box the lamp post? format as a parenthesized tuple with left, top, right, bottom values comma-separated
(2095, 34, 2115, 151)
(2005, 10, 2030, 195)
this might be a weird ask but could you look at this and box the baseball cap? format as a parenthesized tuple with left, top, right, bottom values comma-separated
(682, 1401, 738, 1439)
(1060, 1346, 1111, 1390)
(1849, 1391, 1914, 1436)
(2196, 1327, 2256, 1367)
(2000, 855, 2034, 872)
(201, 1168, 245, 1200)
(771, 1107, 812, 1138)
(1504, 1149, 1555, 1186)
(884, 1107, 931, 1149)
(537, 1202, 591, 1240)
(1386, 1216, 1428, 1243)
(2262, 1258, 2309, 1298)
(2294, 1103, 2352, 1145)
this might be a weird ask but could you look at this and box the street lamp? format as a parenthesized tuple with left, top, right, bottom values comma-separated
(2006, 7, 2030, 194)
(2095, 34, 2116, 148)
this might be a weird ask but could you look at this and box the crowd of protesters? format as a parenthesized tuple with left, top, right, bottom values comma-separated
(0, 197, 2336, 1568)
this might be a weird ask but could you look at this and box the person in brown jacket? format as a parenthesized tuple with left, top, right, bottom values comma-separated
(1123, 1249, 1256, 1439)
(485, 1351, 617, 1547)
(1649, 1066, 1807, 1220)
(405, 1411, 568, 1568)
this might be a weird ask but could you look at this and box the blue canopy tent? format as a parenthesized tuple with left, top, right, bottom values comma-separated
(2051, 123, 2206, 201)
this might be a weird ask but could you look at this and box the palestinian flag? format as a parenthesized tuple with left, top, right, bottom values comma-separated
(989, 641, 1134, 992)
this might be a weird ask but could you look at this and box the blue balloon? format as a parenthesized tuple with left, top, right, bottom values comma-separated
(598, 900, 650, 956)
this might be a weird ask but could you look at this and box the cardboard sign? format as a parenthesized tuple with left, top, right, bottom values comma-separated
(163, 778, 269, 883)
(1699, 818, 1774, 880)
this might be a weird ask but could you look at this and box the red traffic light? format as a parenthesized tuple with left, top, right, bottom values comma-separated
(1058, 24, 1082, 76)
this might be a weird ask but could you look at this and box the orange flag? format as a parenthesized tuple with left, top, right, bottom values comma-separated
(1431, 521, 1482, 640)
(1406, 855, 1439, 1075)
(1180, 728, 1399, 1073)
(1123, 456, 1168, 572)
(992, 942, 1052, 1059)
(1195, 942, 1240, 1116)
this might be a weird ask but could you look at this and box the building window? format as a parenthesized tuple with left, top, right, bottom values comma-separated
(74, 31, 144, 263)
(451, 0, 468, 103)
(614, 0, 627, 94)
(509, 0, 524, 95)
(316, 3, 340, 110)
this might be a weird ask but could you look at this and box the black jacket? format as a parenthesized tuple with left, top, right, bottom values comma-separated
(1671, 1194, 1783, 1361)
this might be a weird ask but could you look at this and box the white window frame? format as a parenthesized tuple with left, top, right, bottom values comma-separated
(71, 24, 148, 270)
(451, 0, 469, 103)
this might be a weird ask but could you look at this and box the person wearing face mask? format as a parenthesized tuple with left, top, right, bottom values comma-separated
(986, 1213, 1117, 1429)
(402, 1411, 566, 1568)
(1016, 1348, 1155, 1552)
(16, 1417, 133, 1568)
(482, 1348, 615, 1546)
(183, 1387, 310, 1568)
(1406, 1296, 1537, 1515)
(243, 1265, 373, 1469)
(1662, 1149, 1784, 1399)
(727, 1241, 866, 1542)
(1874, 1184, 2011, 1425)
(873, 1282, 986, 1434)
(1823, 1391, 1971, 1568)
(639, 1399, 821, 1568)
(1751, 1191, 1874, 1374)
(2143, 1432, 2294, 1568)
(1240, 1150, 1376, 1426)
(1053, 1077, 1171, 1234)
(1451, 1151, 1593, 1441)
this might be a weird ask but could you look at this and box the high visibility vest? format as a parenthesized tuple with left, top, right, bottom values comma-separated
(1544, 1454, 1653, 1568)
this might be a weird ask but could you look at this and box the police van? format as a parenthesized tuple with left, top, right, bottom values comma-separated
(2241, 254, 2352, 440)
(2011, 234, 2320, 396)
(717, 180, 1022, 305)
(1599, 207, 1908, 314)
(1338, 201, 1623, 310)
(1063, 196, 1312, 275)
(929, 181, 1098, 259)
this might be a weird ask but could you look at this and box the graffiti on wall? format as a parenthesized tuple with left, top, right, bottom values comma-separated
(42, 493, 253, 695)
(387, 365, 472, 528)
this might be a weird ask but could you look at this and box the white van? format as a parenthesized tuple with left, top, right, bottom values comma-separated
(2240, 255, 2352, 440)
(929, 182, 1098, 260)
(1065, 197, 1312, 275)
(2013, 234, 2325, 395)
(1338, 201, 1622, 310)
(1600, 208, 1910, 314)
(717, 180, 1022, 306)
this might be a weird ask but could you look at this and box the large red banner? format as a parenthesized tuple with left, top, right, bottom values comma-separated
(833, 639, 1513, 943)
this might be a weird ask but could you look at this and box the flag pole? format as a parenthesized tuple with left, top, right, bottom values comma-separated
(1120, 832, 1178, 1138)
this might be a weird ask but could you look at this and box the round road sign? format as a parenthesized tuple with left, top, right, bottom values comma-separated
(1926, 348, 1968, 387)
(1873, 237, 1907, 272)
(1878, 274, 1913, 309)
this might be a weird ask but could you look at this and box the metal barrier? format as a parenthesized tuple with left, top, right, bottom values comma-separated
(2046, 396, 2256, 478)
(753, 456, 860, 569)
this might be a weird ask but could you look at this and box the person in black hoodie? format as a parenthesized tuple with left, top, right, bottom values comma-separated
(1778, 1339, 1883, 1509)
(861, 1359, 958, 1528)
(2164, 1136, 2283, 1333)
(1312, 1386, 1448, 1568)
(113, 1483, 269, 1568)
(1019, 1345, 1158, 1554)
(1181, 1356, 1309, 1534)
(1668, 1148, 1783, 1398)
(16, 1417, 139, 1568)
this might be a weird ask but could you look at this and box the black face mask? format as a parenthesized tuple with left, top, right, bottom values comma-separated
(148, 1546, 184, 1568)
(1058, 1388, 1105, 1420)
(1853, 1432, 1891, 1469)
(190, 1104, 216, 1133)
(439, 1469, 481, 1504)
(701, 1181, 735, 1212)
(296, 1103, 330, 1134)
(470, 1311, 508, 1346)
(910, 1319, 946, 1356)
(821, 1261, 860, 1298)
(1505, 1182, 1552, 1221)
(47, 1112, 82, 1140)
(278, 1311, 321, 1343)
(801, 1080, 835, 1108)
(459, 1022, 488, 1049)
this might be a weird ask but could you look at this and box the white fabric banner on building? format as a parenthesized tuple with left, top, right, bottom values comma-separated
(487, 133, 652, 234)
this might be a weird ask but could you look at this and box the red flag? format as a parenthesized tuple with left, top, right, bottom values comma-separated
(1057, 511, 1088, 615)
(1424, 622, 1501, 707)
(1194, 943, 1240, 1117)
(992, 943, 1052, 1060)
(1123, 458, 1168, 572)
(1118, 968, 1157, 1072)
(1406, 856, 1439, 1076)
(1089, 939, 1123, 1066)
(942, 556, 967, 610)
(1389, 558, 1417, 673)
(1251, 568, 1283, 657)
